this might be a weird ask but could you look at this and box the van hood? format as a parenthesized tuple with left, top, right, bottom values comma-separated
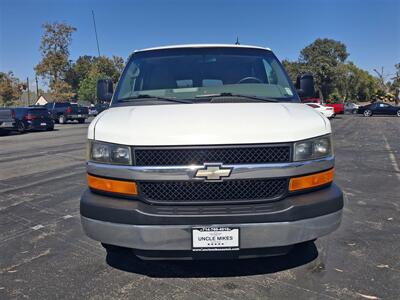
(89, 103, 330, 145)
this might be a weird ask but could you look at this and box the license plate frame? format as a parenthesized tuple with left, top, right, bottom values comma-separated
(192, 227, 240, 252)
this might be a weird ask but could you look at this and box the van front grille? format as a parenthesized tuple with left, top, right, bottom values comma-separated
(134, 145, 291, 166)
(139, 178, 288, 205)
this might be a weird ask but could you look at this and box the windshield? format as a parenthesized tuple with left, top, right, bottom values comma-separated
(114, 47, 298, 104)
(29, 109, 49, 116)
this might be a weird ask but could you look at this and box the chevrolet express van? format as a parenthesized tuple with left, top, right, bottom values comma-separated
(80, 44, 343, 259)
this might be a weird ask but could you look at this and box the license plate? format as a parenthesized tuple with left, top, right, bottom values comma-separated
(78, 114, 82, 117)
(40, 122, 46, 126)
(192, 227, 239, 251)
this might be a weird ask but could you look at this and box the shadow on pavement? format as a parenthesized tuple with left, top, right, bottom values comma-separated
(332, 115, 345, 120)
(105, 241, 318, 278)
(0, 129, 59, 136)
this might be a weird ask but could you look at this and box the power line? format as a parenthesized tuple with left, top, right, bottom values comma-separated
(92, 10, 101, 57)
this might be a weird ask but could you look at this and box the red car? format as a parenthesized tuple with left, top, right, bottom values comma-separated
(301, 98, 345, 114)
(301, 97, 320, 104)
(325, 103, 344, 114)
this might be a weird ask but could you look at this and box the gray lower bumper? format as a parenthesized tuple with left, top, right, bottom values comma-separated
(81, 210, 342, 250)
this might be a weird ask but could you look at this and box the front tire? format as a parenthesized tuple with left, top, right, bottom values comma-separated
(363, 110, 372, 117)
(78, 119, 85, 124)
(17, 121, 26, 133)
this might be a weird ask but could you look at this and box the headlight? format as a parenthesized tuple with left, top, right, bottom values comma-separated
(88, 141, 132, 165)
(294, 135, 333, 161)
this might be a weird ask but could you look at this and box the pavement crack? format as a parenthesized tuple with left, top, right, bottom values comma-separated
(0, 248, 50, 274)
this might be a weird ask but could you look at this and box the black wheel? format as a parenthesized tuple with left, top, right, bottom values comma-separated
(363, 109, 372, 117)
(46, 126, 54, 131)
(397, 110, 400, 117)
(101, 243, 129, 253)
(78, 119, 85, 124)
(59, 115, 66, 124)
(17, 121, 26, 133)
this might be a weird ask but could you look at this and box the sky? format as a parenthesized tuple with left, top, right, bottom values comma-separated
(0, 0, 399, 90)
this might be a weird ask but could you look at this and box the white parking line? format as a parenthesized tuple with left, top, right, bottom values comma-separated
(383, 135, 400, 181)
(31, 224, 44, 230)
(62, 215, 74, 219)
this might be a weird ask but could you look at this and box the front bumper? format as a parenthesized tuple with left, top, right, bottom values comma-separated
(68, 114, 88, 119)
(26, 120, 53, 130)
(0, 121, 15, 129)
(80, 184, 343, 252)
(82, 210, 341, 251)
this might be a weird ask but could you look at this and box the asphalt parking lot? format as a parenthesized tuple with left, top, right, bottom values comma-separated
(1, 115, 399, 299)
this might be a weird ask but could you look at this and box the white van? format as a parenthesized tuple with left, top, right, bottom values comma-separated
(80, 44, 343, 259)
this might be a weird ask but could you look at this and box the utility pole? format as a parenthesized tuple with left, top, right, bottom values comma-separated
(92, 10, 101, 57)
(35, 76, 39, 99)
(27, 77, 30, 105)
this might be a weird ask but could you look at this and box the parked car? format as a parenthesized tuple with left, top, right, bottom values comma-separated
(344, 102, 359, 114)
(302, 98, 341, 117)
(45, 102, 89, 124)
(306, 103, 335, 119)
(80, 44, 343, 260)
(88, 103, 109, 116)
(325, 103, 344, 114)
(358, 102, 400, 117)
(13, 107, 54, 133)
(0, 108, 16, 135)
(88, 105, 98, 116)
(301, 97, 320, 104)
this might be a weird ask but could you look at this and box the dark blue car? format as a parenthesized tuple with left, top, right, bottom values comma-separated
(358, 102, 400, 117)
(13, 107, 54, 133)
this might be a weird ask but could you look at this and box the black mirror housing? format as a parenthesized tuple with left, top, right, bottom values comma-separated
(96, 79, 113, 103)
(296, 73, 316, 100)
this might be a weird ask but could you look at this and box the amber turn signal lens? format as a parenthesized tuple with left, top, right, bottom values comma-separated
(289, 169, 334, 192)
(87, 174, 138, 195)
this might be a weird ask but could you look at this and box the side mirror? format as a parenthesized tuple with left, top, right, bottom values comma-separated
(296, 73, 315, 100)
(96, 79, 113, 102)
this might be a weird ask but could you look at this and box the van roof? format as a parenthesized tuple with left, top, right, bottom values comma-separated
(134, 44, 272, 53)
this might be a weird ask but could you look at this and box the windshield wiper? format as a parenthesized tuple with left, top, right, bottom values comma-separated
(195, 92, 278, 102)
(119, 94, 192, 104)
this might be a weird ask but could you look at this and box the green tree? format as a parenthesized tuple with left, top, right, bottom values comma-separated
(112, 55, 125, 77)
(299, 38, 349, 100)
(391, 63, 400, 104)
(281, 60, 306, 84)
(65, 55, 96, 92)
(35, 22, 76, 101)
(91, 56, 123, 83)
(74, 55, 124, 102)
(0, 72, 23, 106)
(67, 55, 124, 98)
(77, 72, 105, 104)
(335, 62, 378, 102)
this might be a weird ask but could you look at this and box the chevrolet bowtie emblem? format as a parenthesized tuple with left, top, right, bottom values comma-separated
(195, 164, 232, 181)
